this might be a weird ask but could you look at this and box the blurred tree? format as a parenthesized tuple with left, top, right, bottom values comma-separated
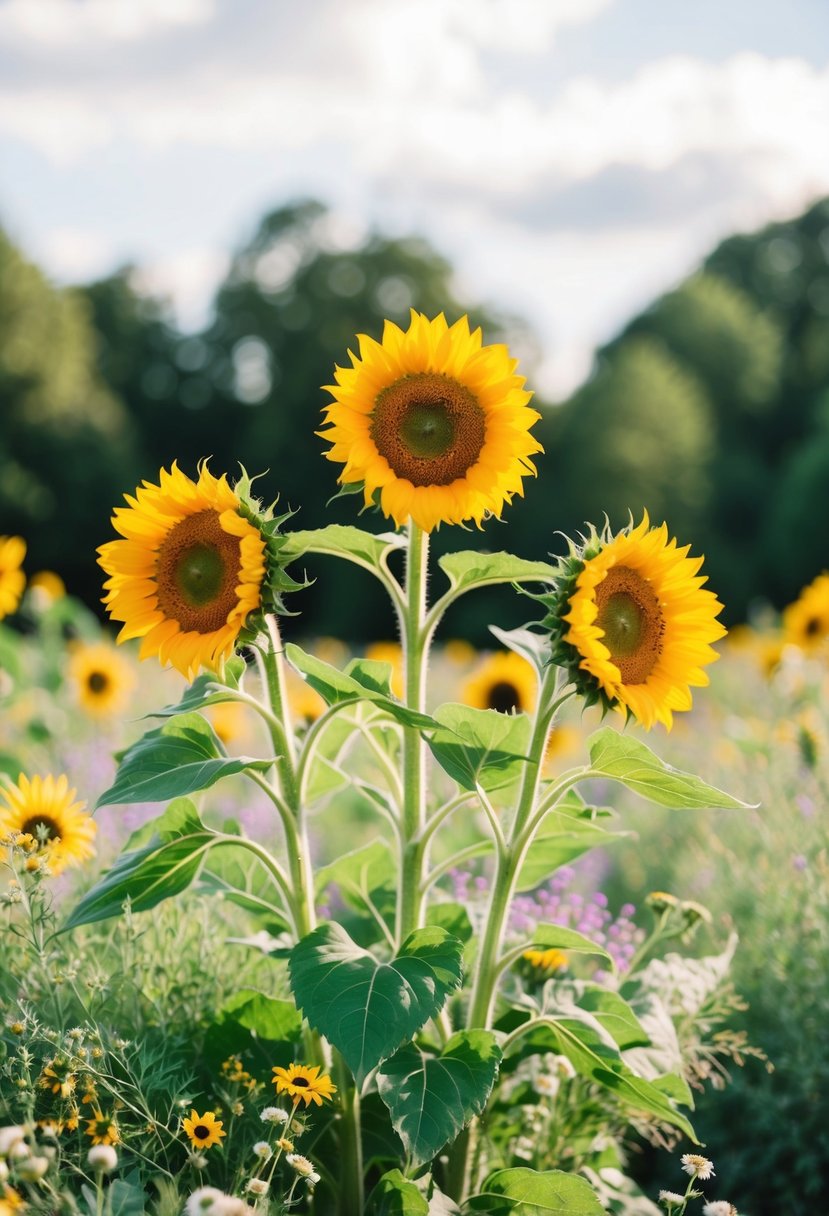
(0, 228, 135, 600)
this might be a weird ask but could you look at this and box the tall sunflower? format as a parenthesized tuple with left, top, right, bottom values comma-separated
(462, 651, 537, 714)
(0, 774, 96, 874)
(782, 572, 829, 655)
(319, 312, 542, 531)
(98, 465, 268, 678)
(68, 643, 137, 718)
(546, 514, 725, 730)
(0, 536, 26, 619)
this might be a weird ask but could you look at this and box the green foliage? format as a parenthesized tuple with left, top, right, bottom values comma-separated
(376, 1031, 502, 1167)
(428, 704, 532, 793)
(289, 923, 465, 1086)
(587, 727, 750, 810)
(467, 1168, 605, 1214)
(96, 712, 269, 807)
(286, 642, 436, 728)
(0, 228, 134, 594)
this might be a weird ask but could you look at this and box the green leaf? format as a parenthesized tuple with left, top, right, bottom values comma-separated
(377, 1031, 501, 1168)
(315, 840, 396, 900)
(220, 990, 302, 1041)
(63, 800, 219, 929)
(289, 923, 464, 1087)
(587, 727, 752, 809)
(367, 1170, 429, 1216)
(281, 525, 406, 575)
(438, 552, 557, 598)
(467, 1168, 605, 1214)
(489, 625, 551, 674)
(286, 643, 436, 730)
(148, 658, 247, 718)
(517, 925, 615, 974)
(507, 1016, 696, 1142)
(96, 712, 270, 807)
(428, 704, 531, 793)
(199, 841, 289, 933)
(565, 984, 651, 1051)
(517, 804, 627, 892)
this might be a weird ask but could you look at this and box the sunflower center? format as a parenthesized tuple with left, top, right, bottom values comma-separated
(487, 680, 521, 713)
(595, 565, 664, 684)
(155, 510, 242, 634)
(194, 1126, 210, 1139)
(88, 671, 109, 694)
(291, 1077, 310, 1087)
(371, 373, 486, 486)
(21, 815, 61, 843)
(804, 616, 821, 636)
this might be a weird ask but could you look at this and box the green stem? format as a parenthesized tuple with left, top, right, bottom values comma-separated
(396, 522, 430, 944)
(445, 664, 563, 1202)
(256, 617, 316, 941)
(335, 1054, 364, 1216)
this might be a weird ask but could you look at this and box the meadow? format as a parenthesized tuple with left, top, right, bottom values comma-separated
(1, 315, 827, 1216)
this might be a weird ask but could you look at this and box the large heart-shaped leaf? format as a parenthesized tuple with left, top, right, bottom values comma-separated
(96, 713, 270, 807)
(588, 727, 751, 809)
(377, 1031, 501, 1167)
(289, 923, 463, 1086)
(467, 1168, 605, 1214)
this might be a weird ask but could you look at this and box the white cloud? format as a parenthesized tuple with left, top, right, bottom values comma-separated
(33, 225, 116, 280)
(132, 248, 230, 330)
(0, 0, 213, 47)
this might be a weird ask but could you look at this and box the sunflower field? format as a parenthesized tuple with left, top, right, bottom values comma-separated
(1, 311, 828, 1216)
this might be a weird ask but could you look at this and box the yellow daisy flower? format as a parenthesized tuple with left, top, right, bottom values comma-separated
(552, 514, 725, 731)
(98, 464, 267, 679)
(0, 536, 26, 619)
(0, 774, 96, 875)
(182, 1109, 225, 1150)
(68, 642, 137, 718)
(782, 572, 829, 655)
(320, 311, 542, 531)
(272, 1063, 337, 1108)
(462, 651, 537, 714)
(85, 1112, 121, 1146)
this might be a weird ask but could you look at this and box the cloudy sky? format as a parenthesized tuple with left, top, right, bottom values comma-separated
(1, 0, 828, 395)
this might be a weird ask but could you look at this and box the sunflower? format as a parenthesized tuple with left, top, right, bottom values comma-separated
(68, 643, 137, 718)
(0, 536, 26, 619)
(29, 570, 65, 604)
(272, 1063, 337, 1108)
(98, 464, 268, 679)
(782, 572, 829, 655)
(548, 514, 725, 731)
(462, 651, 537, 714)
(0, 774, 96, 875)
(320, 311, 542, 531)
(182, 1110, 225, 1150)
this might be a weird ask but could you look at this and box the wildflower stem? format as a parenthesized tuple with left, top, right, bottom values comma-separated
(397, 521, 430, 944)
